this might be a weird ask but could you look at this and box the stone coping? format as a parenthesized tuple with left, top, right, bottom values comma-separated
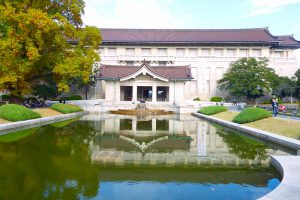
(192, 112, 300, 199)
(192, 112, 300, 151)
(0, 111, 89, 135)
(258, 156, 300, 200)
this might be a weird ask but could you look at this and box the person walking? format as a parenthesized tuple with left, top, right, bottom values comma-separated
(271, 98, 279, 117)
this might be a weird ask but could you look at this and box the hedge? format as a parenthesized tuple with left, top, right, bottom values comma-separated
(50, 103, 83, 114)
(0, 104, 41, 122)
(210, 96, 223, 102)
(67, 95, 82, 100)
(198, 106, 228, 115)
(193, 97, 201, 101)
(232, 107, 271, 124)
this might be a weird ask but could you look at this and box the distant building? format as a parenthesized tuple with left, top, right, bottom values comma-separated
(84, 28, 300, 102)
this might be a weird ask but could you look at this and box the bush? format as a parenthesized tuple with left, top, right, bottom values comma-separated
(198, 106, 228, 115)
(0, 104, 41, 122)
(210, 96, 223, 102)
(0, 95, 10, 101)
(232, 107, 271, 124)
(50, 103, 83, 114)
(67, 95, 82, 100)
(193, 97, 201, 101)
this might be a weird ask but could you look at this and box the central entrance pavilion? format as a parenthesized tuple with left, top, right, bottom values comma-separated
(98, 62, 192, 103)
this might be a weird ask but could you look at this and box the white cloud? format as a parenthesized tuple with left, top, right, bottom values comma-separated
(82, 0, 191, 28)
(246, 0, 300, 17)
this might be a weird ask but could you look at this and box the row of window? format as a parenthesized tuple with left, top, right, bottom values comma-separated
(102, 47, 291, 58)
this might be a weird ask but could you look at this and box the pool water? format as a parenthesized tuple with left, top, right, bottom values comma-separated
(0, 114, 291, 200)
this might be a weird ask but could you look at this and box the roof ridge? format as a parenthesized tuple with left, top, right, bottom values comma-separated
(100, 27, 269, 32)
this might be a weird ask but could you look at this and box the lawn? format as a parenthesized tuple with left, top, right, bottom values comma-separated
(0, 118, 10, 124)
(213, 111, 300, 139)
(34, 108, 62, 117)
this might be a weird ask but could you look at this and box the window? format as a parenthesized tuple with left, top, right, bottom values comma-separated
(158, 48, 167, 56)
(126, 48, 135, 55)
(227, 49, 236, 56)
(126, 61, 134, 66)
(142, 48, 151, 55)
(176, 48, 185, 56)
(202, 48, 210, 56)
(239, 49, 249, 57)
(189, 48, 198, 56)
(108, 48, 116, 55)
(274, 51, 284, 58)
(214, 49, 223, 56)
(252, 49, 262, 57)
(158, 61, 167, 66)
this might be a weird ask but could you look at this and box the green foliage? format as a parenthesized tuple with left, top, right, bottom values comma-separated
(0, 0, 101, 95)
(232, 107, 271, 124)
(210, 96, 223, 102)
(0, 128, 37, 143)
(0, 94, 10, 101)
(217, 57, 278, 101)
(198, 106, 228, 115)
(0, 104, 41, 121)
(295, 69, 300, 99)
(50, 103, 83, 114)
(33, 84, 58, 100)
(193, 97, 201, 101)
(67, 95, 82, 100)
(216, 127, 268, 160)
(50, 118, 79, 128)
(272, 76, 296, 98)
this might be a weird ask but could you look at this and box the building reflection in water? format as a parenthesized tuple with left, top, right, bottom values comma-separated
(81, 114, 290, 167)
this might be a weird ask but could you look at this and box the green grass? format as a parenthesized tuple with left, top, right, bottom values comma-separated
(50, 103, 83, 114)
(198, 106, 228, 115)
(232, 107, 271, 124)
(0, 104, 41, 122)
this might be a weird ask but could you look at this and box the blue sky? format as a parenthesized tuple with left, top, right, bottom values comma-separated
(83, 0, 300, 39)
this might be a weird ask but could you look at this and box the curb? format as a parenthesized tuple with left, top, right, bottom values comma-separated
(0, 111, 89, 135)
(258, 156, 300, 200)
(191, 112, 300, 152)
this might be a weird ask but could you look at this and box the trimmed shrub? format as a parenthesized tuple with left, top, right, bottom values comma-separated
(232, 107, 271, 124)
(0, 104, 41, 122)
(198, 106, 227, 115)
(210, 96, 223, 102)
(0, 95, 10, 101)
(67, 95, 82, 100)
(193, 97, 201, 101)
(50, 103, 83, 114)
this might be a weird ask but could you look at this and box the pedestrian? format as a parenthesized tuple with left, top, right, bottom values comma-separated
(271, 98, 278, 117)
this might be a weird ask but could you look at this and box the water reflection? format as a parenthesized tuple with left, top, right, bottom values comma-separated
(0, 114, 290, 200)
(82, 114, 289, 167)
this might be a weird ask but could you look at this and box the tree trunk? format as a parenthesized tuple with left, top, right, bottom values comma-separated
(85, 85, 89, 100)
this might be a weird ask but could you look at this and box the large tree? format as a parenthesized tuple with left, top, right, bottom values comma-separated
(0, 0, 101, 95)
(295, 69, 300, 99)
(217, 57, 278, 102)
(272, 76, 296, 101)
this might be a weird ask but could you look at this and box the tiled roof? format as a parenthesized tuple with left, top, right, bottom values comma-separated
(98, 64, 192, 81)
(276, 35, 300, 47)
(99, 28, 300, 48)
(100, 28, 278, 45)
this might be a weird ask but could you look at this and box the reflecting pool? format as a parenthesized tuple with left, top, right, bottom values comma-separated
(0, 114, 293, 200)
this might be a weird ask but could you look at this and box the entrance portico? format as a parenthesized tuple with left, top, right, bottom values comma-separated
(98, 63, 192, 103)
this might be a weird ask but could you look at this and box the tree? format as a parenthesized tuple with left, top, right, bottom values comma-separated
(295, 69, 300, 99)
(272, 76, 296, 102)
(217, 57, 278, 102)
(0, 0, 101, 96)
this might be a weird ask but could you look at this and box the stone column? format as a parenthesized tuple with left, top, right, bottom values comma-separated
(133, 83, 137, 102)
(152, 82, 157, 102)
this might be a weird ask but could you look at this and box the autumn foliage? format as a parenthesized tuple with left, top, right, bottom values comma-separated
(0, 0, 101, 95)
